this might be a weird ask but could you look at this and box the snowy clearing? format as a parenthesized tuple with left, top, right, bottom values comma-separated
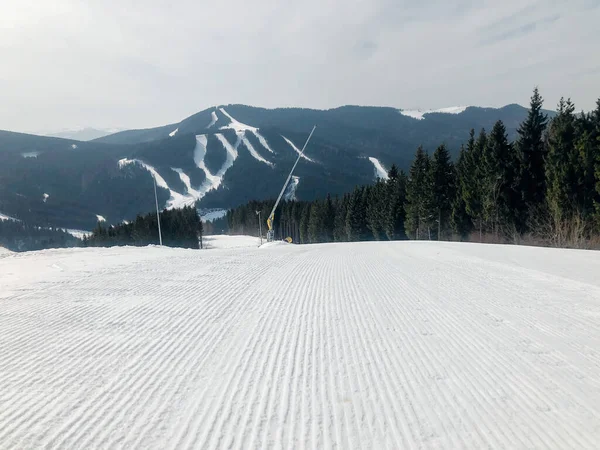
(400, 106, 469, 120)
(169, 128, 179, 137)
(282, 135, 315, 162)
(368, 157, 389, 180)
(1, 242, 600, 449)
(200, 208, 228, 222)
(193, 134, 239, 198)
(63, 229, 90, 240)
(241, 135, 273, 167)
(95, 215, 106, 222)
(21, 152, 40, 158)
(43, 193, 49, 202)
(203, 234, 260, 249)
(71, 144, 78, 149)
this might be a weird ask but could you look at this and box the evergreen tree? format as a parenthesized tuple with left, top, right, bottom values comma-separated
(546, 98, 578, 223)
(299, 203, 311, 244)
(323, 194, 335, 242)
(405, 147, 433, 239)
(366, 180, 387, 240)
(452, 146, 473, 239)
(333, 194, 349, 242)
(482, 120, 519, 238)
(346, 186, 368, 241)
(516, 87, 548, 224)
(592, 99, 600, 227)
(430, 144, 456, 240)
(384, 169, 407, 240)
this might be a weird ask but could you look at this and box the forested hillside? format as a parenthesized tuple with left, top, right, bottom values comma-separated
(227, 90, 600, 249)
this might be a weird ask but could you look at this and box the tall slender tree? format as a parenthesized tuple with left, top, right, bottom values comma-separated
(430, 144, 456, 240)
(516, 87, 548, 224)
(405, 147, 432, 239)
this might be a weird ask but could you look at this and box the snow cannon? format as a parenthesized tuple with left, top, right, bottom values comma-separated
(266, 126, 316, 242)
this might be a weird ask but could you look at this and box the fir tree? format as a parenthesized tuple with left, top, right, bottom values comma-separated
(384, 169, 407, 240)
(346, 186, 367, 241)
(546, 98, 578, 223)
(482, 120, 519, 238)
(451, 146, 473, 239)
(516, 87, 548, 223)
(405, 147, 432, 239)
(333, 194, 349, 242)
(430, 144, 456, 240)
(299, 203, 311, 244)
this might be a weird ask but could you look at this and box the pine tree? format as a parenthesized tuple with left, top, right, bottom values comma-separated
(430, 144, 455, 240)
(299, 203, 311, 244)
(333, 194, 349, 242)
(592, 99, 600, 227)
(546, 98, 578, 224)
(405, 147, 433, 239)
(308, 199, 323, 243)
(384, 169, 407, 240)
(516, 87, 548, 225)
(346, 186, 367, 241)
(451, 146, 473, 239)
(366, 180, 387, 240)
(482, 120, 519, 238)
(323, 194, 335, 242)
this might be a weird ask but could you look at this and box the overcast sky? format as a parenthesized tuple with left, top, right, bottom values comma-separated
(1, 0, 599, 133)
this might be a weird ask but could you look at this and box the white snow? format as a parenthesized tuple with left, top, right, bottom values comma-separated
(2, 241, 600, 449)
(71, 144, 78, 149)
(0, 212, 18, 221)
(118, 158, 190, 209)
(21, 152, 40, 158)
(95, 215, 106, 222)
(284, 175, 300, 200)
(172, 168, 200, 198)
(368, 157, 389, 180)
(43, 193, 49, 203)
(207, 111, 218, 128)
(203, 234, 261, 249)
(241, 135, 273, 167)
(282, 135, 315, 162)
(219, 107, 275, 160)
(63, 229, 91, 240)
(169, 128, 179, 137)
(400, 106, 469, 120)
(200, 209, 228, 222)
(0, 246, 12, 256)
(193, 134, 239, 199)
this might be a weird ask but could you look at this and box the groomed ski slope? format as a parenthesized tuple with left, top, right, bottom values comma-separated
(1, 241, 600, 449)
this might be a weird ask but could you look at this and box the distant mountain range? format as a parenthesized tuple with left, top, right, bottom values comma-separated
(34, 127, 124, 141)
(0, 103, 553, 230)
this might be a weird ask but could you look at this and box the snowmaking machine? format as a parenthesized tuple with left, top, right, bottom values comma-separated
(266, 126, 316, 242)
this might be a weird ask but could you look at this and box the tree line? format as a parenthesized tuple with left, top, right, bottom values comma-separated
(0, 220, 80, 252)
(227, 89, 600, 248)
(85, 206, 203, 249)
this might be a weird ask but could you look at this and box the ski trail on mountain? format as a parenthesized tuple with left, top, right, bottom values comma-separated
(241, 136, 274, 167)
(2, 241, 600, 448)
(207, 111, 218, 129)
(190, 134, 240, 197)
(172, 168, 200, 198)
(219, 107, 275, 160)
(118, 158, 190, 209)
(368, 157, 389, 180)
(282, 136, 315, 162)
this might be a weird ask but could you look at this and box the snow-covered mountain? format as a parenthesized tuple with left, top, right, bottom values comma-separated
(0, 103, 549, 229)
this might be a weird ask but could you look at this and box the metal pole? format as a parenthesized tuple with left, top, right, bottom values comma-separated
(153, 178, 163, 246)
(256, 210, 262, 246)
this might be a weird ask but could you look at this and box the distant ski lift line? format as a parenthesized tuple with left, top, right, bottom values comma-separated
(267, 125, 316, 234)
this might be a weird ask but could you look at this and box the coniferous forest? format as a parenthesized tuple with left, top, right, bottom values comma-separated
(85, 206, 203, 249)
(227, 90, 600, 249)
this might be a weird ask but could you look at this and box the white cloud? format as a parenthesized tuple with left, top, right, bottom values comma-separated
(0, 0, 598, 132)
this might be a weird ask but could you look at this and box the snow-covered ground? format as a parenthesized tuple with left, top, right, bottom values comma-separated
(368, 157, 389, 180)
(200, 209, 228, 222)
(1, 241, 600, 449)
(0, 212, 18, 221)
(169, 128, 178, 137)
(400, 106, 469, 120)
(202, 234, 260, 249)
